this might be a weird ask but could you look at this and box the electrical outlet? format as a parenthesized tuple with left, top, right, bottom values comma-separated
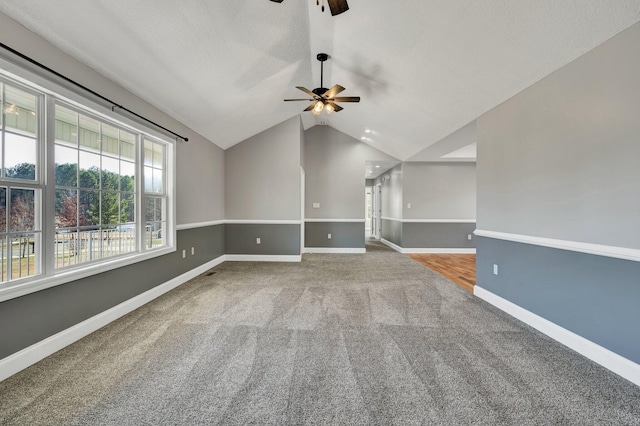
(182, 250, 186, 259)
(191, 247, 195, 255)
(467, 234, 472, 240)
(493, 264, 499, 275)
(313, 203, 320, 209)
(328, 233, 332, 239)
(256, 237, 261, 245)
(407, 203, 411, 209)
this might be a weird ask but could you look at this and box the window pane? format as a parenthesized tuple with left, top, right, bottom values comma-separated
(120, 131, 135, 160)
(102, 123, 119, 156)
(78, 190, 100, 226)
(4, 85, 37, 136)
(55, 105, 78, 147)
(0, 187, 6, 233)
(145, 222, 164, 249)
(11, 234, 37, 279)
(55, 189, 77, 228)
(152, 143, 164, 168)
(145, 196, 164, 222)
(144, 140, 153, 166)
(101, 192, 119, 225)
(102, 156, 119, 190)
(10, 188, 35, 232)
(77, 227, 100, 263)
(79, 114, 100, 151)
(55, 229, 78, 269)
(0, 238, 7, 282)
(4, 133, 36, 180)
(120, 193, 135, 223)
(120, 161, 135, 192)
(79, 151, 100, 189)
(144, 166, 153, 192)
(55, 145, 78, 187)
(152, 169, 163, 193)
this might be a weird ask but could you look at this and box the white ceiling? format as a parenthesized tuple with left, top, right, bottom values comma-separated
(1, 1, 639, 161)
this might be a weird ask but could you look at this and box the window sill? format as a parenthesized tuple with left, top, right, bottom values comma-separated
(0, 246, 176, 303)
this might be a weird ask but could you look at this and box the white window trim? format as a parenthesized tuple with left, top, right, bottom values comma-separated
(0, 55, 176, 303)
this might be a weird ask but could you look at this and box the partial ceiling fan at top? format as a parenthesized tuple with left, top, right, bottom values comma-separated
(269, 0, 349, 16)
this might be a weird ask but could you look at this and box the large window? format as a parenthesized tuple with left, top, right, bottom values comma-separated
(0, 71, 174, 296)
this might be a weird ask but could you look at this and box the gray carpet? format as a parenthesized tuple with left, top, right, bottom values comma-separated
(1, 240, 639, 425)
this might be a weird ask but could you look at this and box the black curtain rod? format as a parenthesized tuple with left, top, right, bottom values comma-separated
(0, 42, 188, 142)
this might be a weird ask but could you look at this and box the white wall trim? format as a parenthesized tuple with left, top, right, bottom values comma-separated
(304, 219, 366, 223)
(224, 254, 302, 262)
(303, 248, 366, 254)
(380, 239, 475, 254)
(0, 256, 226, 383)
(225, 220, 302, 225)
(176, 220, 225, 230)
(380, 238, 403, 252)
(402, 248, 477, 254)
(474, 285, 640, 387)
(474, 229, 640, 262)
(381, 217, 476, 223)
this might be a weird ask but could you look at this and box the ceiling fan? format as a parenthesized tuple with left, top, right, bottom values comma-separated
(269, 0, 349, 16)
(284, 53, 360, 115)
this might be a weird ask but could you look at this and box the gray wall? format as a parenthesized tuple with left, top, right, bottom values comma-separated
(402, 223, 476, 249)
(304, 126, 397, 220)
(477, 237, 640, 364)
(305, 222, 365, 248)
(402, 163, 476, 220)
(378, 164, 404, 220)
(0, 13, 226, 360)
(225, 116, 301, 220)
(226, 224, 300, 255)
(476, 22, 640, 362)
(477, 23, 640, 250)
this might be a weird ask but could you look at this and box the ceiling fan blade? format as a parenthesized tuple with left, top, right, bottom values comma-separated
(284, 99, 313, 101)
(296, 86, 318, 98)
(324, 84, 345, 99)
(303, 104, 316, 112)
(331, 96, 360, 103)
(327, 0, 349, 16)
(327, 101, 343, 112)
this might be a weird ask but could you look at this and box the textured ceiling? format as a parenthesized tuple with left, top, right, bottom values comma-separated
(1, 1, 639, 160)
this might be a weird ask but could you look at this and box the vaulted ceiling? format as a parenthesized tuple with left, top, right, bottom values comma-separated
(1, 1, 639, 161)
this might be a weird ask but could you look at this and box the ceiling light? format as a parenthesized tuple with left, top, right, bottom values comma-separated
(375, 165, 380, 168)
(312, 101, 324, 115)
(324, 103, 334, 114)
(361, 136, 367, 140)
(365, 129, 371, 133)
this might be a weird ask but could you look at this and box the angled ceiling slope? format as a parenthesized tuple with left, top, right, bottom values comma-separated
(1, 1, 639, 160)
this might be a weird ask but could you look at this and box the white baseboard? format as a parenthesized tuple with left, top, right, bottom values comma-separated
(474, 285, 640, 387)
(224, 254, 301, 262)
(380, 238, 403, 252)
(0, 256, 225, 383)
(401, 248, 476, 254)
(303, 248, 366, 254)
(380, 239, 475, 254)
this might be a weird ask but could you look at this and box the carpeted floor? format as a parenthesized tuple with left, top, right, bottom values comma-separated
(1, 240, 639, 425)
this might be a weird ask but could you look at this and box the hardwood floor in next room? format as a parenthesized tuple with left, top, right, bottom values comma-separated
(408, 254, 476, 293)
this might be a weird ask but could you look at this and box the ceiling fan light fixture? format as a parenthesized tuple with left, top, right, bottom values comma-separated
(313, 101, 324, 114)
(324, 103, 334, 114)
